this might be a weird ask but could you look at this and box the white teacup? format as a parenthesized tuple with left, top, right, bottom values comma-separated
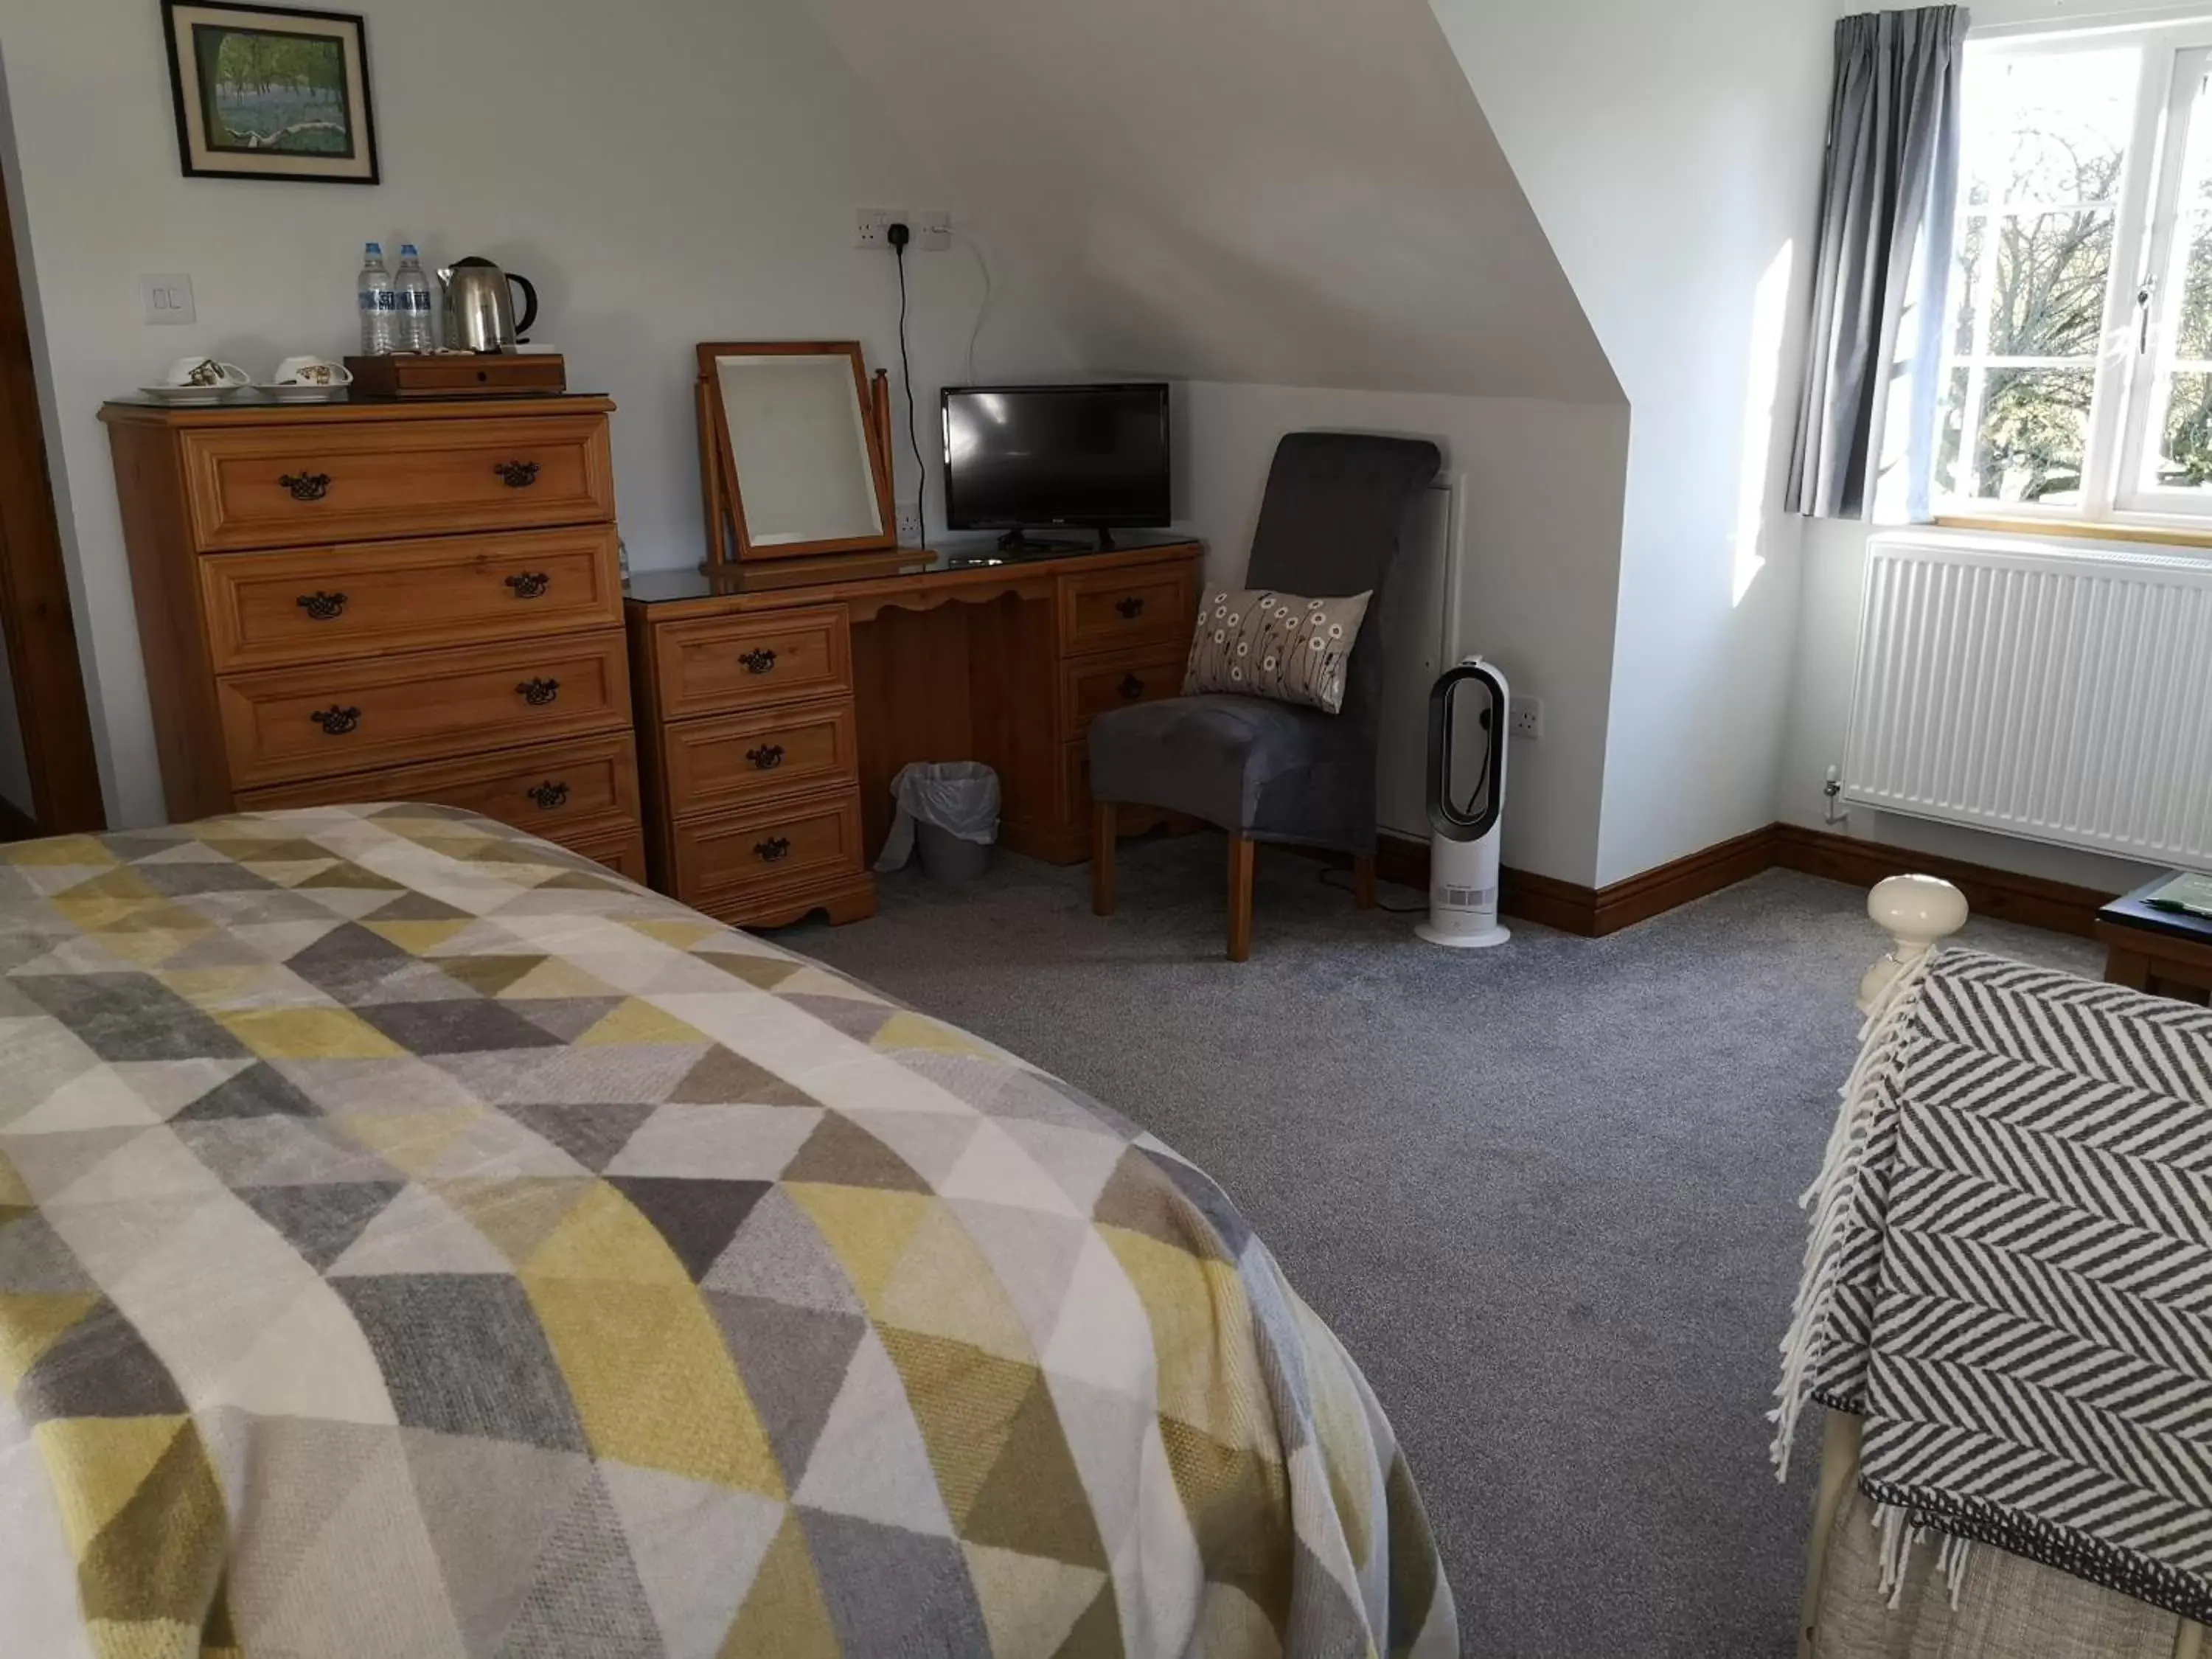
(164, 356, 250, 389)
(274, 356, 354, 387)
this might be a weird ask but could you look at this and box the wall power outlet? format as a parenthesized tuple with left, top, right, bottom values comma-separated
(1509, 698, 1544, 741)
(895, 501, 923, 546)
(854, 207, 910, 251)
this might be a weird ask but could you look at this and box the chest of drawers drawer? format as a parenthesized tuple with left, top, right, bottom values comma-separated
(234, 731, 640, 838)
(649, 605, 851, 721)
(216, 628, 631, 788)
(200, 526, 622, 671)
(1057, 563, 1197, 656)
(178, 411, 616, 552)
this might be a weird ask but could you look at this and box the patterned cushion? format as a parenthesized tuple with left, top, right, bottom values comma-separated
(1182, 585, 1371, 714)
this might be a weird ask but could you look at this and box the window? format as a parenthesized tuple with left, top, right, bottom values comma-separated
(1937, 24, 2212, 522)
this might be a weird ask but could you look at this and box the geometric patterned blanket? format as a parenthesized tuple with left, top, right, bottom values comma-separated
(1774, 948, 2212, 1624)
(0, 804, 1456, 1658)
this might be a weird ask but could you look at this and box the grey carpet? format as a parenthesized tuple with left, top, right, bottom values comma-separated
(776, 832, 2101, 1658)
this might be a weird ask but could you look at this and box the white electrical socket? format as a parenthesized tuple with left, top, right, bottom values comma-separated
(1509, 698, 1544, 741)
(140, 273, 195, 324)
(894, 501, 923, 545)
(854, 207, 911, 251)
(917, 209, 952, 252)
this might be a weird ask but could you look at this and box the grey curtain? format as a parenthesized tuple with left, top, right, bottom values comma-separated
(1787, 7, 1970, 521)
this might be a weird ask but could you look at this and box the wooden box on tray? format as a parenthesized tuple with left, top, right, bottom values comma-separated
(345, 352, 567, 400)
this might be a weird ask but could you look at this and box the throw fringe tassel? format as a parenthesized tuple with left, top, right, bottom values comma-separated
(1767, 947, 1939, 1476)
(1872, 1503, 1972, 1612)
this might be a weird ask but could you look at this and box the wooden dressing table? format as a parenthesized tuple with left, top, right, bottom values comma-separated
(624, 533, 1203, 928)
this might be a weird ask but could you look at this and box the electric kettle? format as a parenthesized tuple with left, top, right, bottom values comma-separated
(437, 257, 538, 352)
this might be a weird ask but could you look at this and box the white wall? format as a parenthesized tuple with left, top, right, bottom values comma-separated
(1177, 383, 1630, 885)
(0, 0, 1076, 827)
(1431, 0, 1836, 886)
(803, 0, 1617, 405)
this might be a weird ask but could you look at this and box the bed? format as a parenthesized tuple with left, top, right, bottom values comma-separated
(0, 804, 1455, 1658)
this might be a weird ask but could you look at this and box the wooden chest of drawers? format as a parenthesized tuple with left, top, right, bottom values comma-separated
(102, 396, 644, 871)
(624, 539, 1202, 930)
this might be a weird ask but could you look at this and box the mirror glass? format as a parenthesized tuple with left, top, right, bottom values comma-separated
(714, 352, 883, 545)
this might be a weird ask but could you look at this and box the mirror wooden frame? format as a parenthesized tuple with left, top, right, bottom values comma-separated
(695, 340, 896, 568)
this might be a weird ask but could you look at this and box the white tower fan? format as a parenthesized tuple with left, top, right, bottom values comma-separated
(1417, 655, 1511, 948)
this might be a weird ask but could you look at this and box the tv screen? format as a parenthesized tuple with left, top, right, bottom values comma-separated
(942, 383, 1171, 530)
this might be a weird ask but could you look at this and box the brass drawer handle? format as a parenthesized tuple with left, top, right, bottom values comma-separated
(746, 743, 785, 771)
(494, 459, 541, 488)
(1115, 595, 1146, 619)
(504, 571, 551, 599)
(1119, 672, 1147, 700)
(740, 647, 778, 675)
(516, 677, 560, 706)
(309, 704, 361, 735)
(296, 591, 347, 621)
(279, 472, 332, 502)
(526, 781, 570, 810)
(754, 835, 792, 863)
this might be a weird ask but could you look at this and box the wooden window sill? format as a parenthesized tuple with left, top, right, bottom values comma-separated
(1935, 514, 2212, 551)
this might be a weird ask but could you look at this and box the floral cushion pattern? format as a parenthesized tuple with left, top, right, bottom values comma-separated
(1182, 585, 1372, 714)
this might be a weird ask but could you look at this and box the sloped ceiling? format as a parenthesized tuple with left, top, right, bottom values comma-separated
(804, 0, 1621, 404)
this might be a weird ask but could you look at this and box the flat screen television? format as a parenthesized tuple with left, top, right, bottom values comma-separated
(941, 383, 1171, 546)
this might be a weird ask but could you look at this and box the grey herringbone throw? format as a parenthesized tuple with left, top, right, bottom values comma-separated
(1775, 950, 2212, 1622)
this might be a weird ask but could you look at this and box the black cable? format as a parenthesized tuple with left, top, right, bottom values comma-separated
(1318, 866, 1427, 914)
(891, 228, 924, 543)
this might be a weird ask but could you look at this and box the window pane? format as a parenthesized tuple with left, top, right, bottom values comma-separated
(1965, 49, 2138, 206)
(1950, 216, 1987, 355)
(2154, 372, 2212, 487)
(1989, 211, 2113, 357)
(2172, 219, 2212, 361)
(1969, 368, 2093, 501)
(1935, 366, 1970, 497)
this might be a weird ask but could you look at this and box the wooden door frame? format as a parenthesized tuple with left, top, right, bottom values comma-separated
(0, 161, 103, 834)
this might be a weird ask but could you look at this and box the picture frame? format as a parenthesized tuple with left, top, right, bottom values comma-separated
(161, 1, 379, 185)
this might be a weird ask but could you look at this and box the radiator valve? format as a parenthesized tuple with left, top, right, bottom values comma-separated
(1823, 764, 1849, 826)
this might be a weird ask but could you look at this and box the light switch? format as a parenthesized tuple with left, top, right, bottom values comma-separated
(140, 274, 195, 325)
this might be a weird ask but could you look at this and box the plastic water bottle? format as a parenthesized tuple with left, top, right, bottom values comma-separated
(357, 242, 397, 355)
(394, 243, 434, 354)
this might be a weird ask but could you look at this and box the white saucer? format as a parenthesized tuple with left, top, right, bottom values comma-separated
(256, 382, 349, 403)
(139, 383, 244, 405)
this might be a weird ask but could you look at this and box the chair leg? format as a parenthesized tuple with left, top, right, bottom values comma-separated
(1226, 833, 1255, 961)
(1091, 801, 1116, 917)
(1353, 854, 1377, 911)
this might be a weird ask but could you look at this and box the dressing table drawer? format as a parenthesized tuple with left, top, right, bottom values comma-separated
(177, 412, 615, 552)
(650, 605, 852, 720)
(201, 525, 622, 670)
(216, 629, 631, 789)
(1057, 563, 1197, 656)
(1060, 645, 1188, 739)
(662, 696, 858, 818)
(670, 785, 865, 909)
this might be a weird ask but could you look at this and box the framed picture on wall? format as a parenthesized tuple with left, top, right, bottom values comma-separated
(160, 1, 379, 185)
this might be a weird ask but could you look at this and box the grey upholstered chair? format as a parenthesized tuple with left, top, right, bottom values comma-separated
(1088, 431, 1442, 959)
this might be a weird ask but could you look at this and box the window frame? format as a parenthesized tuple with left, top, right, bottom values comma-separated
(1936, 20, 2212, 528)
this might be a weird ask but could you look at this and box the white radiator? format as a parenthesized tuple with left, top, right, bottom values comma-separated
(1844, 530, 2212, 871)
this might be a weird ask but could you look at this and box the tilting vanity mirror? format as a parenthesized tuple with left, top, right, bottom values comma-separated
(695, 341, 897, 569)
